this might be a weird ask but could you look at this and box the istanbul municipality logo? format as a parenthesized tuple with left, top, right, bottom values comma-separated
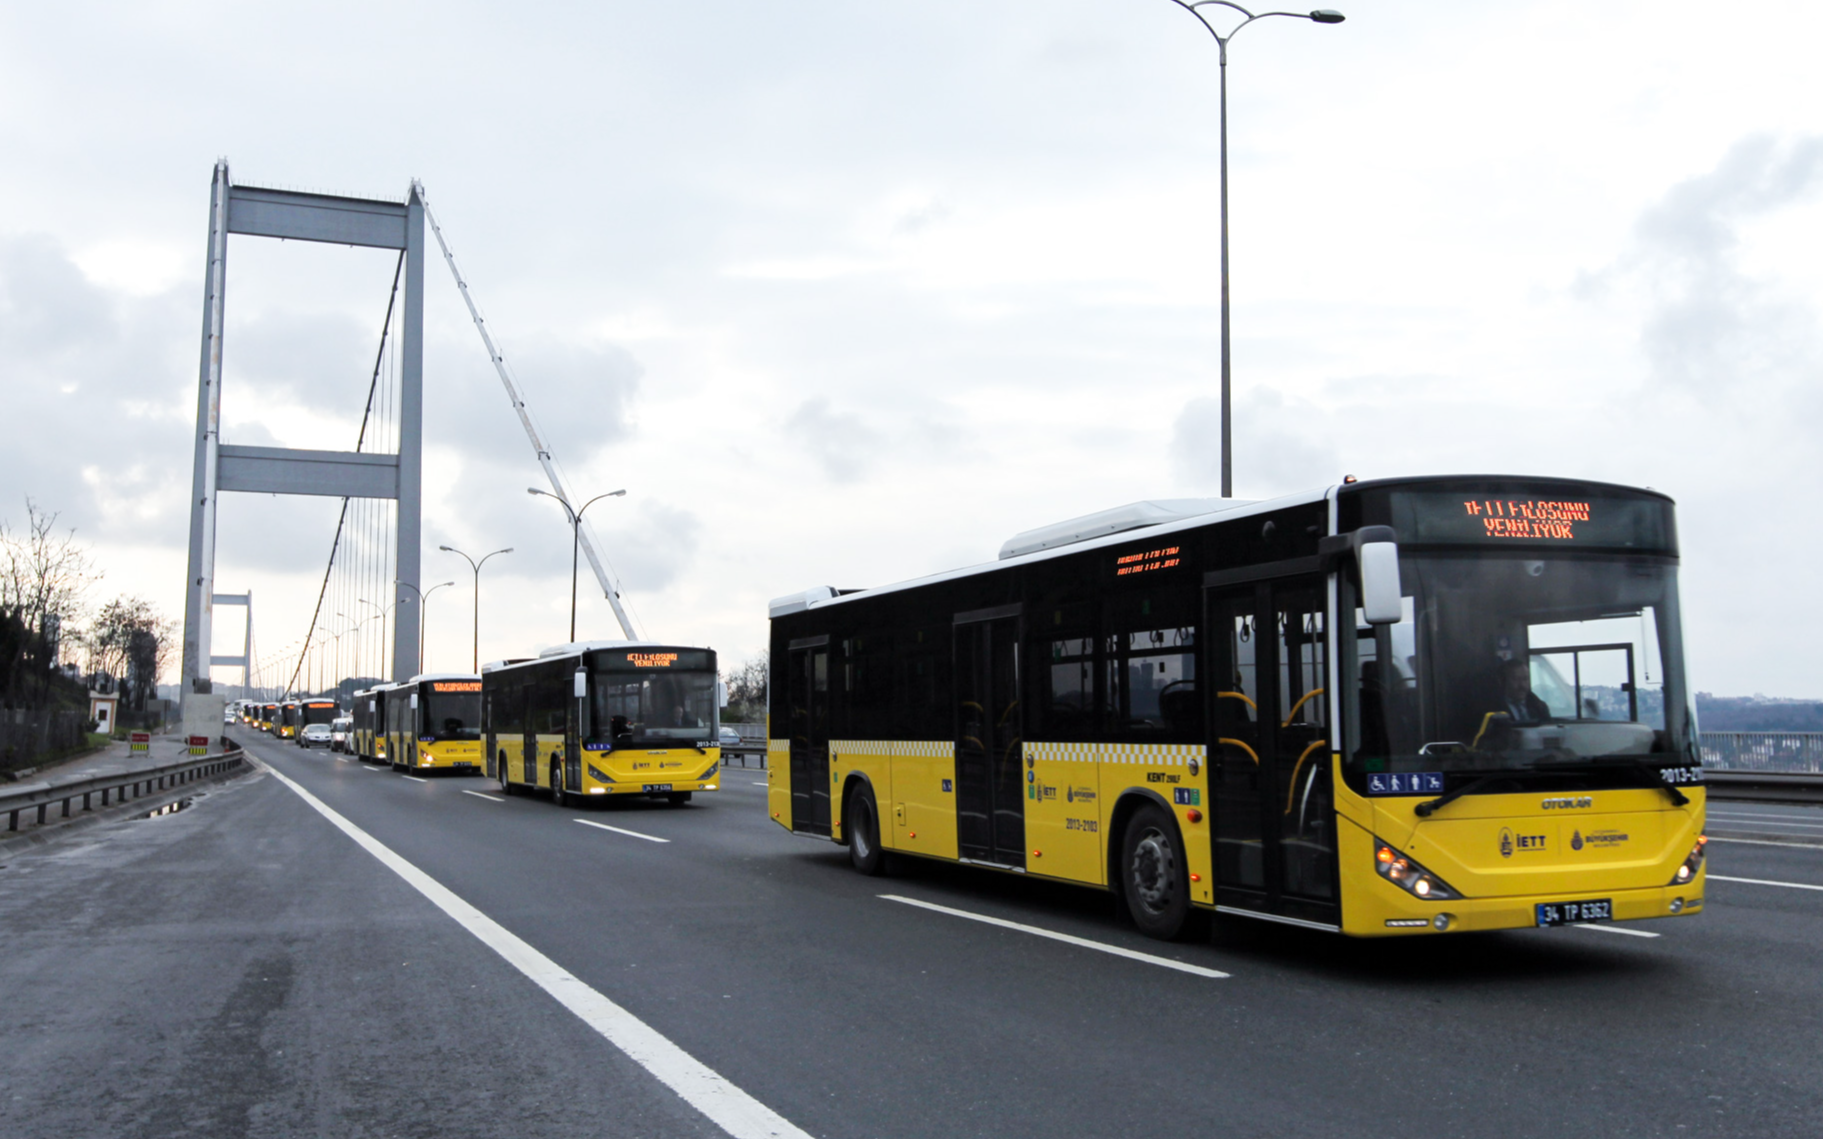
(1571, 829, 1584, 850)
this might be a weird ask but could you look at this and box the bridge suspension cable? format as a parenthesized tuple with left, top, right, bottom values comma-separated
(415, 183, 640, 641)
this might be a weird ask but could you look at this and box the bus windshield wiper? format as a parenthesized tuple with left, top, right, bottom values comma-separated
(1413, 770, 1556, 817)
(1532, 755, 1690, 806)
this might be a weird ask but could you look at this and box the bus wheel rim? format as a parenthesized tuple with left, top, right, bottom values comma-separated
(1131, 828, 1175, 913)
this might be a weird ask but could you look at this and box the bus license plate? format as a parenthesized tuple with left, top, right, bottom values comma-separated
(1536, 899, 1612, 926)
(642, 783, 673, 793)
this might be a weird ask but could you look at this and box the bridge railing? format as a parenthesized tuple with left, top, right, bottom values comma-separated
(2, 746, 247, 835)
(1700, 732, 1823, 774)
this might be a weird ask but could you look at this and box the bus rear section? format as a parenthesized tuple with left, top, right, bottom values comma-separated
(277, 701, 300, 739)
(389, 675, 483, 773)
(484, 643, 724, 806)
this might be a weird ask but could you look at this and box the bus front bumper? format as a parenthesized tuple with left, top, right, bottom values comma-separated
(1346, 878, 1705, 937)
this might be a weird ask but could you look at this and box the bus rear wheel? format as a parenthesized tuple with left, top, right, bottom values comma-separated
(846, 784, 885, 877)
(1121, 804, 1189, 940)
(551, 762, 569, 808)
(497, 752, 514, 796)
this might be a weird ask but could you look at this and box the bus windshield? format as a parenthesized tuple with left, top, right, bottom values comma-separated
(590, 669, 717, 747)
(423, 687, 482, 741)
(1345, 553, 1696, 793)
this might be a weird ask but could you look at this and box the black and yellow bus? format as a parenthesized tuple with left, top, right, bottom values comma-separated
(380, 674, 484, 773)
(259, 703, 279, 733)
(352, 685, 392, 763)
(766, 476, 1705, 940)
(297, 699, 339, 742)
(277, 700, 301, 739)
(483, 642, 724, 805)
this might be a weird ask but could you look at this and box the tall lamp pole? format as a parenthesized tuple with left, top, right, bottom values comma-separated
(1165, 3, 1344, 498)
(396, 580, 456, 673)
(528, 488, 626, 643)
(440, 546, 513, 672)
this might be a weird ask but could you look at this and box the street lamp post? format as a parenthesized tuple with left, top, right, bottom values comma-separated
(1165, 3, 1344, 498)
(440, 545, 513, 672)
(527, 488, 626, 643)
(396, 580, 456, 674)
(357, 598, 397, 681)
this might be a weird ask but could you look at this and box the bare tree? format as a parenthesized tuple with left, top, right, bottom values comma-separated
(86, 595, 172, 688)
(723, 651, 769, 724)
(0, 499, 98, 655)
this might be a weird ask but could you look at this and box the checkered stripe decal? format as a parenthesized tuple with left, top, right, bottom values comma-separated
(1024, 741, 1206, 765)
(767, 739, 789, 755)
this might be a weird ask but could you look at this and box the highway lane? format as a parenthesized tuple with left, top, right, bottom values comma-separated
(5, 728, 1822, 1137)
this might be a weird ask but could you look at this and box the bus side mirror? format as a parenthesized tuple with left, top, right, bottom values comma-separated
(1359, 542, 1403, 625)
(718, 681, 729, 709)
(573, 671, 587, 699)
(410, 693, 419, 710)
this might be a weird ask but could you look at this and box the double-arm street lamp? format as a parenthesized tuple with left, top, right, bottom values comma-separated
(527, 488, 626, 643)
(396, 579, 456, 674)
(1165, 2, 1344, 498)
(439, 545, 513, 672)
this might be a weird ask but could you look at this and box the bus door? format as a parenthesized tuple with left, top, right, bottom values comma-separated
(788, 636, 832, 836)
(953, 605, 1023, 869)
(1205, 571, 1339, 929)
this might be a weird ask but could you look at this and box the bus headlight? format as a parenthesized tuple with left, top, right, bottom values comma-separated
(1375, 839, 1462, 901)
(587, 764, 614, 784)
(1669, 835, 1707, 885)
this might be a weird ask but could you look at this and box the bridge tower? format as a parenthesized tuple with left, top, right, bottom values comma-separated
(180, 161, 424, 710)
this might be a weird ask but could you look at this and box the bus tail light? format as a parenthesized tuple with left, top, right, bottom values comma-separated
(1670, 835, 1707, 885)
(1374, 839, 1462, 901)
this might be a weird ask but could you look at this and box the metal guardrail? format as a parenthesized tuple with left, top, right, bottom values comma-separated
(2, 746, 247, 834)
(1700, 731, 1823, 774)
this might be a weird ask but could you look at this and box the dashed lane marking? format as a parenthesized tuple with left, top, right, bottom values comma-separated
(575, 819, 669, 844)
(1709, 873, 1823, 892)
(1707, 837, 1823, 850)
(249, 756, 809, 1139)
(402, 775, 428, 783)
(879, 894, 1229, 979)
(462, 790, 505, 803)
(1573, 923, 1660, 939)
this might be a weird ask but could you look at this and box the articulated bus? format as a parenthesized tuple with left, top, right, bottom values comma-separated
(766, 475, 1706, 940)
(483, 642, 724, 806)
(298, 699, 339, 741)
(259, 703, 279, 733)
(381, 674, 484, 773)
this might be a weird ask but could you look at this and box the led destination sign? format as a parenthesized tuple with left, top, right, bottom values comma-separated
(431, 681, 482, 693)
(1389, 491, 1673, 551)
(1114, 545, 1182, 578)
(628, 653, 678, 668)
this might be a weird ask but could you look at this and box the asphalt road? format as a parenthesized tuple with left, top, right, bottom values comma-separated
(1, 730, 1819, 1138)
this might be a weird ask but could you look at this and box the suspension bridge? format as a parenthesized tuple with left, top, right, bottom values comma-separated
(178, 161, 642, 707)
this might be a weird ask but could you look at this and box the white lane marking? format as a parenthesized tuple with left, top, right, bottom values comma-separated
(1707, 809, 1823, 823)
(462, 790, 505, 803)
(250, 757, 809, 1139)
(1707, 836, 1823, 850)
(575, 818, 670, 844)
(751, 782, 768, 787)
(880, 894, 1229, 979)
(1707, 816, 1823, 830)
(402, 775, 428, 783)
(336, 758, 350, 764)
(1573, 923, 1660, 939)
(1710, 873, 1823, 892)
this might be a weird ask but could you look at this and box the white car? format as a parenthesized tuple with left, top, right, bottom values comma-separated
(330, 717, 353, 753)
(299, 723, 334, 749)
(718, 726, 743, 748)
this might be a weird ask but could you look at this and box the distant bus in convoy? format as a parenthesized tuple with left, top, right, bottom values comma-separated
(258, 703, 279, 733)
(352, 685, 393, 764)
(766, 476, 1705, 940)
(381, 674, 484, 773)
(482, 642, 725, 806)
(277, 700, 301, 739)
(297, 699, 339, 741)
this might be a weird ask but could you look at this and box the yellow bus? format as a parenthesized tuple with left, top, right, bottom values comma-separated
(297, 698, 339, 742)
(352, 685, 394, 764)
(277, 700, 301, 739)
(484, 642, 724, 806)
(382, 674, 484, 774)
(766, 476, 1705, 939)
(258, 702, 278, 733)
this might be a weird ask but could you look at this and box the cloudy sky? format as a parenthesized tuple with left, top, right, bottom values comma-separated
(2, 0, 1820, 698)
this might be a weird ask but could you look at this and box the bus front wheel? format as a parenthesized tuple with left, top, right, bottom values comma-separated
(1121, 804, 1189, 940)
(846, 784, 885, 876)
(497, 752, 514, 796)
